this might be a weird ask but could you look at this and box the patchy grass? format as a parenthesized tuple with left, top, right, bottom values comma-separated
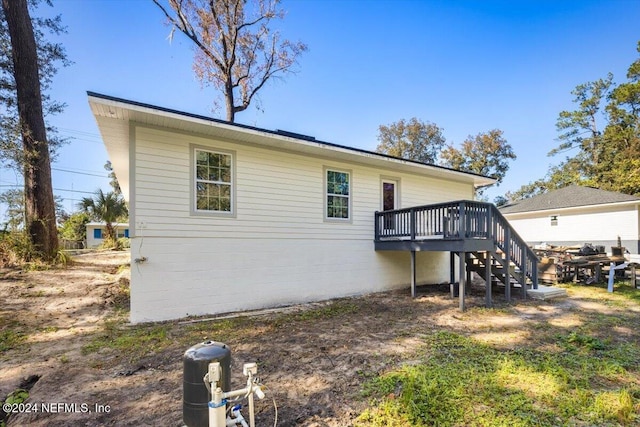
(80, 299, 361, 364)
(615, 281, 640, 304)
(356, 280, 640, 427)
(356, 330, 640, 426)
(9, 249, 637, 427)
(82, 319, 172, 361)
(0, 317, 26, 353)
(280, 300, 360, 322)
(0, 329, 25, 353)
(1, 388, 30, 427)
(79, 283, 640, 424)
(82, 314, 256, 363)
(180, 316, 256, 346)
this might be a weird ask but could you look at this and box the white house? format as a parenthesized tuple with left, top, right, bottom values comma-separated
(85, 222, 130, 248)
(500, 185, 640, 254)
(88, 92, 496, 323)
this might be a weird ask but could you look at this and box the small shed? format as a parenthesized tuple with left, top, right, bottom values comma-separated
(500, 186, 640, 254)
(85, 222, 130, 248)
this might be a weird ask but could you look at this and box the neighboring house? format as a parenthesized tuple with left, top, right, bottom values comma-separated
(86, 222, 130, 248)
(500, 185, 640, 254)
(88, 92, 496, 323)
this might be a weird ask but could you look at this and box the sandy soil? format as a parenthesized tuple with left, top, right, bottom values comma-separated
(1, 250, 629, 426)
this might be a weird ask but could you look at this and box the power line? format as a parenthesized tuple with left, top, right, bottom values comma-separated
(0, 184, 96, 194)
(54, 188, 96, 194)
(58, 128, 102, 141)
(51, 167, 108, 178)
(53, 165, 106, 174)
(58, 127, 101, 139)
(57, 127, 104, 145)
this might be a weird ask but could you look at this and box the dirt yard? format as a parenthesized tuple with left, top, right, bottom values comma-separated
(1, 251, 639, 426)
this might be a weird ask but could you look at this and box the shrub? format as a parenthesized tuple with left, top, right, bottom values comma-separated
(0, 231, 36, 267)
(117, 237, 130, 249)
(99, 236, 130, 250)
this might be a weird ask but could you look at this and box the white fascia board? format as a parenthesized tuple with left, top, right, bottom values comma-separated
(88, 94, 496, 189)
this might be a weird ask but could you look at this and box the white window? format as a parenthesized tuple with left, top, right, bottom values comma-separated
(550, 215, 558, 226)
(194, 148, 233, 214)
(325, 169, 351, 220)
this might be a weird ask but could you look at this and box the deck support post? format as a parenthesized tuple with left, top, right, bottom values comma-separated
(464, 252, 472, 295)
(504, 227, 511, 302)
(410, 250, 417, 298)
(485, 251, 492, 307)
(458, 251, 466, 311)
(449, 251, 455, 298)
(522, 248, 527, 299)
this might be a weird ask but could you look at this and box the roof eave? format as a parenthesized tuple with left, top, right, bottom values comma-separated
(88, 93, 496, 201)
(502, 199, 640, 217)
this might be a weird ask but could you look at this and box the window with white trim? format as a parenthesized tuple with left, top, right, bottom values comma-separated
(195, 149, 233, 213)
(326, 169, 350, 219)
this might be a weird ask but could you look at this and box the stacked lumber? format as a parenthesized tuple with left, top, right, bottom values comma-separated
(533, 243, 627, 285)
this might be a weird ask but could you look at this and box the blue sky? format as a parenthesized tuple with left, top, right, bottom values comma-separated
(2, 0, 639, 217)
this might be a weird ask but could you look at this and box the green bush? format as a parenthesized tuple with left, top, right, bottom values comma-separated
(0, 231, 72, 268)
(99, 236, 129, 250)
(0, 231, 36, 266)
(117, 237, 130, 249)
(58, 212, 89, 243)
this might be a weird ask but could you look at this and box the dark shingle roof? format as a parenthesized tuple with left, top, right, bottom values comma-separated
(499, 185, 640, 214)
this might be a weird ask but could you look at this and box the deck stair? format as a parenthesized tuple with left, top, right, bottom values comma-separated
(467, 251, 530, 296)
(374, 200, 540, 309)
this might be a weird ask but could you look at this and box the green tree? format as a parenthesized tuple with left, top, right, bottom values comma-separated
(549, 42, 640, 194)
(58, 211, 89, 244)
(506, 41, 640, 202)
(0, 188, 24, 231)
(1, 0, 69, 259)
(493, 195, 509, 207)
(153, 0, 307, 122)
(0, 188, 65, 231)
(79, 189, 127, 244)
(551, 73, 614, 178)
(375, 118, 446, 164)
(505, 159, 586, 202)
(440, 129, 516, 196)
(598, 42, 640, 194)
(0, 0, 69, 170)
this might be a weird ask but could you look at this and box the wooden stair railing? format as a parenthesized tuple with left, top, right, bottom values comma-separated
(375, 200, 539, 290)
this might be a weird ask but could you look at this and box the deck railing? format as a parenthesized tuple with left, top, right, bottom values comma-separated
(375, 200, 538, 285)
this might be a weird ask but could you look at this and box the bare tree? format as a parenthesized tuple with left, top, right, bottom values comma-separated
(2, 0, 58, 258)
(153, 0, 307, 122)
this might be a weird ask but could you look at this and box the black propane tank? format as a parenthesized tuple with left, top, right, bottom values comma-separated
(183, 341, 232, 427)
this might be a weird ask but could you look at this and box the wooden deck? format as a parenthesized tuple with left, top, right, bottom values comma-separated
(374, 200, 539, 310)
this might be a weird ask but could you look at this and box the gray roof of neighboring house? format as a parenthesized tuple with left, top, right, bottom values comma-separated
(499, 185, 640, 214)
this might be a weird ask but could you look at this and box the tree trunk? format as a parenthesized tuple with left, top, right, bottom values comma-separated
(105, 222, 115, 243)
(225, 79, 235, 122)
(3, 0, 59, 259)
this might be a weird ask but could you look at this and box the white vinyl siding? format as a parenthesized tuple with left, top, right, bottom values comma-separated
(128, 124, 476, 322)
(130, 238, 444, 322)
(505, 205, 639, 244)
